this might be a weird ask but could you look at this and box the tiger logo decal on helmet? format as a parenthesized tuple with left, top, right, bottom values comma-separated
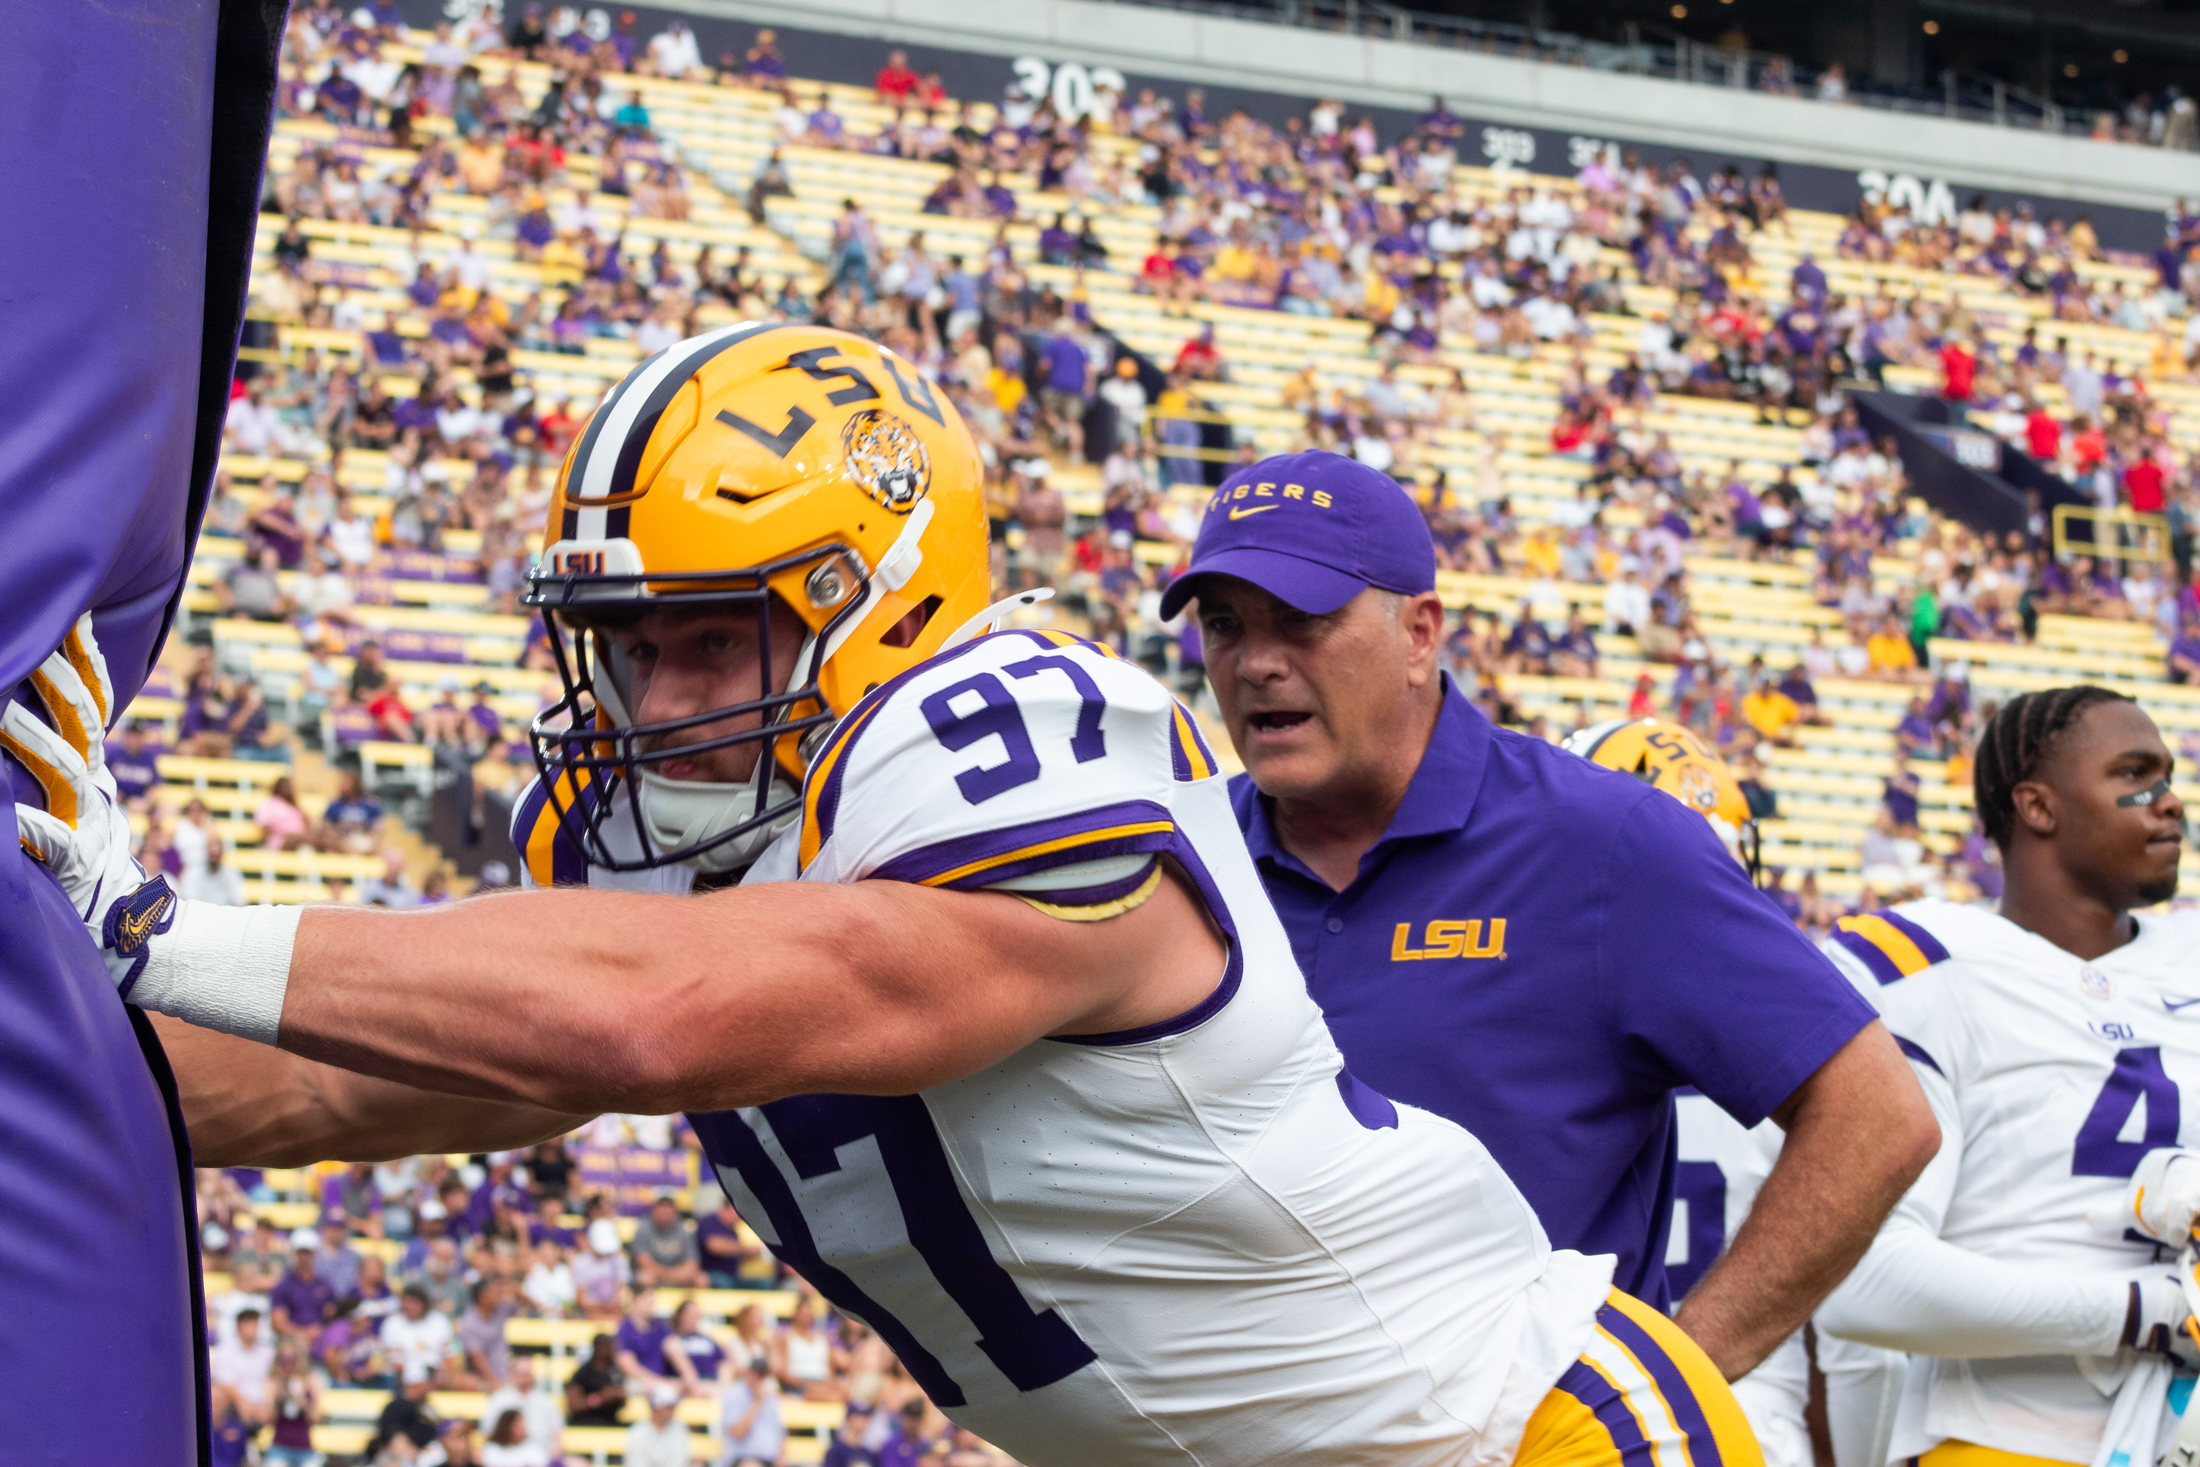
(524, 324, 991, 873)
(842, 409, 932, 514)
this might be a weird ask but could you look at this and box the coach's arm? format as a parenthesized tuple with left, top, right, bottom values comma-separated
(152, 1014, 590, 1166)
(1672, 1020, 1939, 1380)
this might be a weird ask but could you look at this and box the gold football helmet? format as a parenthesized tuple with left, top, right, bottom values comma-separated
(1564, 717, 1761, 881)
(525, 324, 990, 872)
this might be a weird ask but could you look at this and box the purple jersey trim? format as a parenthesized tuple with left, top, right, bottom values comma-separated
(870, 799, 1175, 889)
(1877, 909, 1951, 966)
(1552, 1357, 1656, 1459)
(1168, 702, 1218, 782)
(1334, 1069, 1399, 1130)
(511, 772, 597, 886)
(1892, 1034, 1944, 1076)
(1052, 832, 1244, 1048)
(1831, 927, 1905, 986)
(1595, 1301, 1726, 1466)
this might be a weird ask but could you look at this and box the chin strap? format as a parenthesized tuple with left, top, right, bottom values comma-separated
(942, 588, 1056, 649)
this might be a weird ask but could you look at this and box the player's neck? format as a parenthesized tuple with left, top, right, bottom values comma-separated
(1999, 852, 2137, 962)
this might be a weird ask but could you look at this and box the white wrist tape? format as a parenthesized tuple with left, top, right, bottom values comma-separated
(127, 900, 300, 1046)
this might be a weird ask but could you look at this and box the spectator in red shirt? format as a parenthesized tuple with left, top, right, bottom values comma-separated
(2070, 416, 2107, 473)
(2023, 403, 2062, 463)
(2126, 447, 2168, 514)
(1172, 324, 1222, 380)
(1940, 334, 1978, 404)
(875, 50, 918, 106)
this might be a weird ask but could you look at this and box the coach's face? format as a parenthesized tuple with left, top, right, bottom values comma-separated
(1197, 577, 1444, 805)
(2023, 699, 2185, 907)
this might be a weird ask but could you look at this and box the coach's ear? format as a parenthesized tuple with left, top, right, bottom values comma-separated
(2009, 777, 2058, 840)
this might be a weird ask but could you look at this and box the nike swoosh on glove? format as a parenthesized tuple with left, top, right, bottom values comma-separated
(5, 613, 177, 992)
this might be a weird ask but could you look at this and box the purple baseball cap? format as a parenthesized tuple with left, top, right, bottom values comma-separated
(1158, 451, 1437, 619)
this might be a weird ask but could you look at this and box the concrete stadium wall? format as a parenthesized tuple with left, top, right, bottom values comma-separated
(412, 0, 2199, 247)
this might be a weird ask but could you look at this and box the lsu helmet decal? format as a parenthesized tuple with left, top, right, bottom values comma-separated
(1564, 717, 1761, 882)
(525, 323, 990, 873)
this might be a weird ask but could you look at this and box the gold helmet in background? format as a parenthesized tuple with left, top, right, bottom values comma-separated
(1563, 717, 1762, 882)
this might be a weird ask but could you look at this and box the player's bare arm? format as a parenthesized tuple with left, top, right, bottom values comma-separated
(151, 1014, 589, 1167)
(272, 861, 1225, 1114)
(1671, 1019, 1938, 1379)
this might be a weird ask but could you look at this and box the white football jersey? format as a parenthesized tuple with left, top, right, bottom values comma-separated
(525, 631, 1613, 1466)
(1673, 1094, 1810, 1467)
(1821, 899, 2200, 1462)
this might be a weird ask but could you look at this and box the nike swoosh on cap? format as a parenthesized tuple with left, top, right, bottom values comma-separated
(1228, 505, 1281, 519)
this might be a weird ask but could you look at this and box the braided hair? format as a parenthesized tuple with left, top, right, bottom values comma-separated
(1972, 685, 2132, 845)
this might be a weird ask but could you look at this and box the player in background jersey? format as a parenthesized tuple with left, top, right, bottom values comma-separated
(18, 327, 1762, 1467)
(1568, 722, 1908, 1467)
(1815, 687, 2200, 1466)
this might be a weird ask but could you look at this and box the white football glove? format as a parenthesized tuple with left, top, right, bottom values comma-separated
(2099, 1148, 2200, 1250)
(5, 613, 178, 993)
(2123, 1261, 2200, 1369)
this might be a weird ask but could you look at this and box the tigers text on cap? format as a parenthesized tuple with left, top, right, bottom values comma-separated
(1158, 450, 1437, 619)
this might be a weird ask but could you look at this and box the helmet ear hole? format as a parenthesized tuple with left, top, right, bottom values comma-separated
(879, 595, 943, 649)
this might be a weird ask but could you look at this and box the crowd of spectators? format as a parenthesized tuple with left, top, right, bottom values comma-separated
(222, 6, 2200, 914)
(199, 1118, 1013, 1465)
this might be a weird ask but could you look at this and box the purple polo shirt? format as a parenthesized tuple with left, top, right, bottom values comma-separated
(269, 1270, 336, 1331)
(1231, 679, 1875, 1307)
(615, 1314, 671, 1375)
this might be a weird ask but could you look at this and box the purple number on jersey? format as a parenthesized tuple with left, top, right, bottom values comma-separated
(2073, 1046, 2182, 1178)
(1003, 655, 1109, 763)
(920, 672, 1044, 805)
(691, 1097, 1096, 1406)
(1665, 1159, 1728, 1301)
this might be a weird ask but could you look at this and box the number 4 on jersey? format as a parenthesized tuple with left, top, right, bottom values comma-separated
(2073, 1046, 2182, 1178)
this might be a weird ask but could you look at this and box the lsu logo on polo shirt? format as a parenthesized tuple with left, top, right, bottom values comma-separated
(1391, 919, 1508, 962)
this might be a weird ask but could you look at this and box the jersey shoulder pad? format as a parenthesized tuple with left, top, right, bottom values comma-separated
(796, 629, 1216, 888)
(1826, 901, 1957, 988)
(510, 768, 599, 888)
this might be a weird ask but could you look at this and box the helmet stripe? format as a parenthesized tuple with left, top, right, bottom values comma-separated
(568, 322, 782, 506)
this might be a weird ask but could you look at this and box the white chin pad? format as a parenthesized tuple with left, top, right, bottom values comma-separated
(636, 768, 799, 873)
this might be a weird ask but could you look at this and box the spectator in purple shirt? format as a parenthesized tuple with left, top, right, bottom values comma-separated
(821, 1405, 879, 1467)
(1882, 749, 1923, 832)
(876, 1400, 936, 1467)
(106, 722, 165, 807)
(522, 1193, 572, 1253)
(1923, 670, 1970, 726)
(696, 1193, 756, 1288)
(614, 1287, 673, 1387)
(269, 1231, 338, 1350)
(1040, 327, 1091, 460)
(1894, 696, 1940, 759)
(467, 1154, 530, 1235)
(2170, 625, 2200, 684)
(1789, 252, 1827, 308)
